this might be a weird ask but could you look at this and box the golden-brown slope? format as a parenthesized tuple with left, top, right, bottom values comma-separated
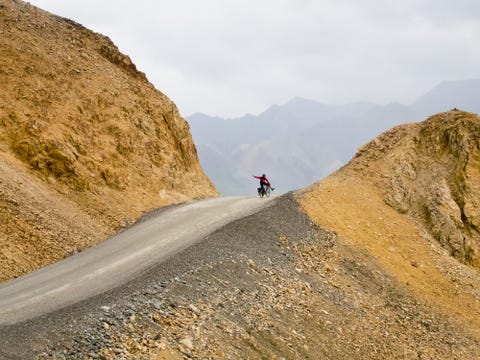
(0, 0, 218, 282)
(300, 110, 480, 340)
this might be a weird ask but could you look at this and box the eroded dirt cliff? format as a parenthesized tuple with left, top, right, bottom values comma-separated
(0, 0, 218, 282)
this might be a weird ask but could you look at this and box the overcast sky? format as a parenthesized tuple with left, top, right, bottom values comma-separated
(28, 0, 480, 118)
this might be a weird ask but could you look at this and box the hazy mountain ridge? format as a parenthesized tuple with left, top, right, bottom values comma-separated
(188, 79, 480, 195)
(0, 0, 217, 282)
(412, 79, 480, 118)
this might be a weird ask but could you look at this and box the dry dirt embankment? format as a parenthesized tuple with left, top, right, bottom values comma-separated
(300, 110, 480, 354)
(0, 0, 218, 282)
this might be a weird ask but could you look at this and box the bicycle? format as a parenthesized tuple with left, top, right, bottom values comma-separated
(258, 184, 273, 198)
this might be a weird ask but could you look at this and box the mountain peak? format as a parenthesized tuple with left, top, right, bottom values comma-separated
(412, 79, 480, 116)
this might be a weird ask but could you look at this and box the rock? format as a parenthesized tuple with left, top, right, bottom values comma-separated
(188, 304, 200, 316)
(247, 259, 258, 271)
(179, 337, 194, 350)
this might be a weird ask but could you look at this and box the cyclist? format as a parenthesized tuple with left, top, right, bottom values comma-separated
(253, 174, 274, 194)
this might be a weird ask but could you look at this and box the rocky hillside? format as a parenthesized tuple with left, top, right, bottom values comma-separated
(342, 109, 480, 267)
(0, 0, 218, 282)
(300, 109, 480, 357)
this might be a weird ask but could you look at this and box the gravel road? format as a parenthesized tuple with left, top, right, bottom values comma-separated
(0, 196, 274, 326)
(0, 193, 304, 359)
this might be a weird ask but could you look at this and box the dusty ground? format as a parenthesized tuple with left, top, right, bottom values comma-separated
(300, 176, 480, 340)
(1, 194, 479, 359)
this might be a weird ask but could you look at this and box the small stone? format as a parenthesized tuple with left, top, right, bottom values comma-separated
(156, 342, 167, 350)
(188, 304, 200, 316)
(179, 337, 194, 350)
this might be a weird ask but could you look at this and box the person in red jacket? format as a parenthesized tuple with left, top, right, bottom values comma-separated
(253, 174, 274, 193)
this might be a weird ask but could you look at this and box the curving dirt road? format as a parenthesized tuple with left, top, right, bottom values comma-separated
(0, 196, 275, 325)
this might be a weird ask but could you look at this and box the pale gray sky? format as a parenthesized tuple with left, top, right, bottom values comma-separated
(28, 0, 480, 118)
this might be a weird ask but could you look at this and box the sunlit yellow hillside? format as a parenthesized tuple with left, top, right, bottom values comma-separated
(300, 110, 480, 340)
(0, 0, 218, 282)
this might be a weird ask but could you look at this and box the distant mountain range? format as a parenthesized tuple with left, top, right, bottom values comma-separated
(187, 79, 480, 195)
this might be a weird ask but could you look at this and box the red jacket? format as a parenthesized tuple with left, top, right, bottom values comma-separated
(253, 175, 270, 185)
